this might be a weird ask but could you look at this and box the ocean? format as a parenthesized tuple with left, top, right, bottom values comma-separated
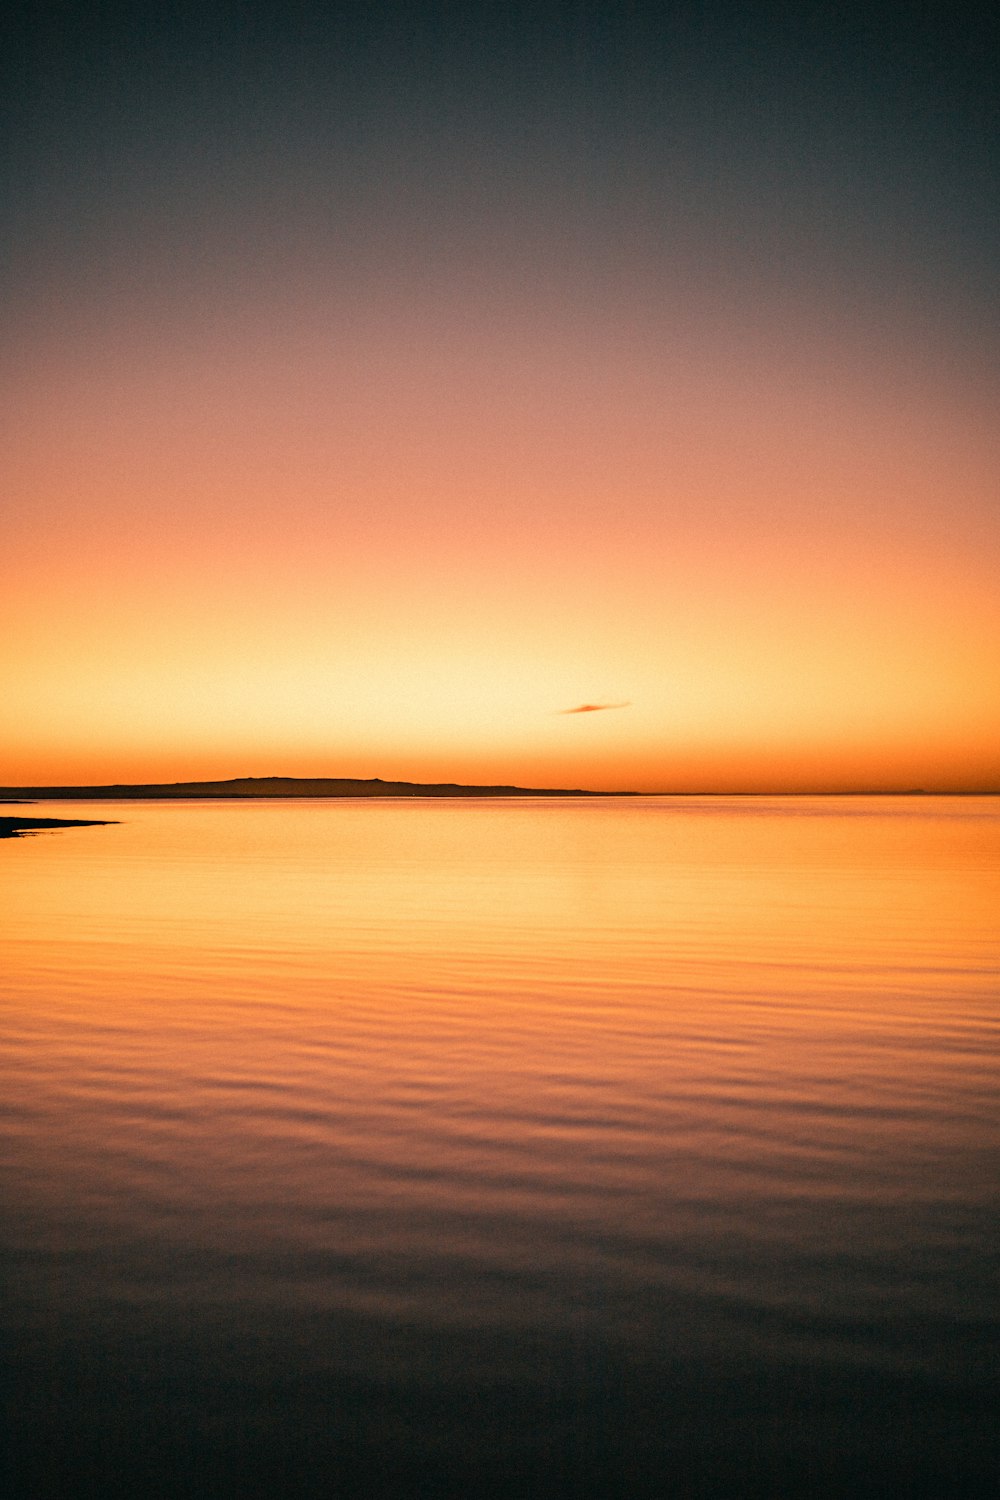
(2, 796, 997, 1497)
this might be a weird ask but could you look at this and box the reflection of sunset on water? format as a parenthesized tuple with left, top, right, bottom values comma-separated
(2, 797, 997, 1494)
(5, 798, 996, 1135)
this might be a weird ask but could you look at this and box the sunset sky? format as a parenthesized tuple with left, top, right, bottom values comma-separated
(3, 1, 997, 792)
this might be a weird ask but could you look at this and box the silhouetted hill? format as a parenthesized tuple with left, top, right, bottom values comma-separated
(0, 776, 634, 801)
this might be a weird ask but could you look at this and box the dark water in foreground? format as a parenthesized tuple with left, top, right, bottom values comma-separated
(2, 797, 997, 1498)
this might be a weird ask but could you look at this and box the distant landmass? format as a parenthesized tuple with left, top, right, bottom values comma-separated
(0, 776, 635, 801)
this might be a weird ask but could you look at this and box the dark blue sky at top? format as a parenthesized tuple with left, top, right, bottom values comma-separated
(3, 1, 996, 357)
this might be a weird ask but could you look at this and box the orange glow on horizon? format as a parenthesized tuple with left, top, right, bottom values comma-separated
(3, 270, 998, 794)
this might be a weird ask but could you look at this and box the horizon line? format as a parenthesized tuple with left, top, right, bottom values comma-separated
(0, 774, 997, 800)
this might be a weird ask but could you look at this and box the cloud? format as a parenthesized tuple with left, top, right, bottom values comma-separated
(557, 701, 631, 714)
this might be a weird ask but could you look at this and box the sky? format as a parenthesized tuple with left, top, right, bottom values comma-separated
(3, 1, 997, 792)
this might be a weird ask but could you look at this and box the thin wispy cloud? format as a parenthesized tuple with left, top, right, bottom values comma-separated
(557, 702, 631, 715)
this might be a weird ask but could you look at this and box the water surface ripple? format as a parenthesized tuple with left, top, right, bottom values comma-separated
(2, 797, 997, 1497)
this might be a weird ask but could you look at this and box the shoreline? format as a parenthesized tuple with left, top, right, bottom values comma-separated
(0, 816, 116, 839)
(0, 776, 635, 801)
(0, 783, 995, 803)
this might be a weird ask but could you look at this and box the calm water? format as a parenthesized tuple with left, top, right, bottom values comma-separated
(2, 797, 997, 1498)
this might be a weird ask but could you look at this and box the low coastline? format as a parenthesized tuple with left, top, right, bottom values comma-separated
(0, 816, 115, 839)
(0, 775, 635, 801)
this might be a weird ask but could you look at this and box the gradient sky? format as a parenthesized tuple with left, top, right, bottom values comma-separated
(3, 1, 997, 791)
